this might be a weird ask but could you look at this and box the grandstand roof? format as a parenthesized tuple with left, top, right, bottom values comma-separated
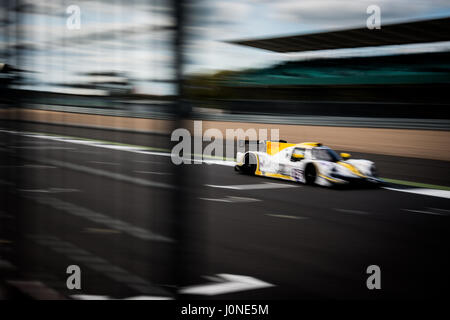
(228, 17, 450, 53)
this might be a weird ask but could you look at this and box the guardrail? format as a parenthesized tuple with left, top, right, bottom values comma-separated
(22, 103, 450, 131)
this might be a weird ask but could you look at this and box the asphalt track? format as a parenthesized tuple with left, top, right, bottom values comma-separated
(1, 121, 450, 300)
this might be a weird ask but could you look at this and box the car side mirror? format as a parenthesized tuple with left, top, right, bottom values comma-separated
(340, 152, 351, 160)
(291, 153, 304, 162)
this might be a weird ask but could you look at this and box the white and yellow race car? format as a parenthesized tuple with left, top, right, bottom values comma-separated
(235, 141, 381, 187)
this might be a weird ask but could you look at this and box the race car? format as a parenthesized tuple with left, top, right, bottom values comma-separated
(234, 141, 382, 187)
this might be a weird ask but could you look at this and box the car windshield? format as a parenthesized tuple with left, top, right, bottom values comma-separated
(312, 148, 341, 162)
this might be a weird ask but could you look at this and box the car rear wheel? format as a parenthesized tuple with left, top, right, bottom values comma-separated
(240, 153, 257, 175)
(304, 164, 317, 185)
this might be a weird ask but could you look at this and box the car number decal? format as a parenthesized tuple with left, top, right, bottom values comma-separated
(292, 168, 304, 183)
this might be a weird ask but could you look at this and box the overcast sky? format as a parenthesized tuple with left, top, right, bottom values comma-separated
(1, 0, 450, 95)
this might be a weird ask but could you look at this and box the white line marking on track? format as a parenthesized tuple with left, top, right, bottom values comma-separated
(202, 159, 236, 166)
(134, 171, 171, 175)
(30, 235, 171, 297)
(179, 274, 274, 296)
(334, 208, 369, 215)
(123, 296, 173, 300)
(19, 188, 80, 193)
(72, 295, 110, 300)
(199, 196, 261, 203)
(205, 182, 298, 190)
(88, 161, 119, 166)
(0, 164, 57, 169)
(23, 164, 58, 169)
(27, 196, 173, 243)
(0, 129, 235, 166)
(403, 209, 448, 216)
(11, 146, 76, 150)
(384, 187, 450, 199)
(83, 228, 122, 234)
(134, 160, 164, 164)
(26, 157, 174, 190)
(18, 132, 172, 157)
(429, 207, 450, 213)
(72, 295, 173, 300)
(266, 214, 308, 220)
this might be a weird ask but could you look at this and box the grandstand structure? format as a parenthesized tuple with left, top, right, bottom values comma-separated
(193, 17, 450, 119)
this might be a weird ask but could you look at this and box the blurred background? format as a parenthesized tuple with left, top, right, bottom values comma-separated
(1, 0, 450, 300)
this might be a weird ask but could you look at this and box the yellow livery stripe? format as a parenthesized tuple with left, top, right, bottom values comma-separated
(319, 174, 341, 182)
(260, 172, 295, 180)
(337, 161, 366, 178)
(266, 141, 296, 155)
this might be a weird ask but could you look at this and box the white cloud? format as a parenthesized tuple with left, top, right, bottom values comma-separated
(5, 0, 450, 93)
(267, 0, 450, 28)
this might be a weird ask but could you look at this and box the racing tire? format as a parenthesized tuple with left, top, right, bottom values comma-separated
(304, 164, 317, 185)
(240, 153, 257, 175)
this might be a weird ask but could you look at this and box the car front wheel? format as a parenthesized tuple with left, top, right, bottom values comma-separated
(304, 164, 317, 185)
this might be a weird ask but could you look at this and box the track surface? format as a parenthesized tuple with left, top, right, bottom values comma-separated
(1, 121, 450, 300)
